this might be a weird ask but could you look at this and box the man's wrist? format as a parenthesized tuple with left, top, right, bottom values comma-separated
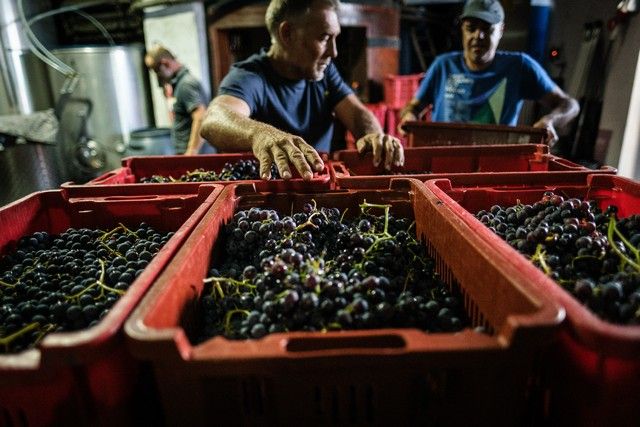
(400, 101, 421, 119)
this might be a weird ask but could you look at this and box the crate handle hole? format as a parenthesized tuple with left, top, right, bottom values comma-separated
(285, 334, 406, 352)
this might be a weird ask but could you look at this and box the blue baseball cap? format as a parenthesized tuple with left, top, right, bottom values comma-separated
(460, 0, 505, 25)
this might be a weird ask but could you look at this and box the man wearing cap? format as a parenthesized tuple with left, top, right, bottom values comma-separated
(398, 0, 579, 145)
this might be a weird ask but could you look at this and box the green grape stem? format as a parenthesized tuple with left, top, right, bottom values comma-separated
(607, 216, 640, 272)
(65, 260, 125, 301)
(98, 240, 123, 258)
(531, 244, 552, 276)
(223, 309, 250, 335)
(99, 223, 139, 243)
(610, 216, 640, 264)
(0, 279, 16, 288)
(360, 200, 392, 235)
(339, 208, 349, 223)
(0, 322, 40, 352)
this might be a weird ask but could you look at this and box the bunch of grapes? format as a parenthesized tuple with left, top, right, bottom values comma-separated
(140, 159, 280, 183)
(196, 201, 468, 342)
(475, 192, 640, 325)
(0, 223, 172, 353)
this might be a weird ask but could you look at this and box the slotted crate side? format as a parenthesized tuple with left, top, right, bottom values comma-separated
(330, 144, 614, 189)
(62, 152, 333, 192)
(334, 144, 548, 174)
(383, 73, 424, 110)
(423, 174, 640, 427)
(125, 180, 562, 426)
(0, 184, 223, 427)
(61, 177, 231, 199)
(403, 122, 548, 147)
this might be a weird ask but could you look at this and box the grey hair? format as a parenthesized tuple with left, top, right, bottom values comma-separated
(265, 0, 340, 38)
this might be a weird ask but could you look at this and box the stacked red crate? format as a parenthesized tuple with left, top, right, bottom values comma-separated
(0, 184, 223, 426)
(125, 179, 563, 426)
(330, 144, 616, 189)
(62, 152, 333, 192)
(423, 174, 640, 427)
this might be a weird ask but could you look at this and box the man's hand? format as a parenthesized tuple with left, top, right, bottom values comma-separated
(532, 116, 559, 146)
(252, 129, 325, 181)
(397, 110, 418, 136)
(355, 133, 405, 170)
(396, 99, 422, 136)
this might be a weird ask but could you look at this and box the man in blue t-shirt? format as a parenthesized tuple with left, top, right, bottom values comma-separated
(200, 0, 404, 181)
(398, 0, 579, 145)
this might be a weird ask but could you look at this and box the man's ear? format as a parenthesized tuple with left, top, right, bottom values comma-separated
(278, 21, 295, 47)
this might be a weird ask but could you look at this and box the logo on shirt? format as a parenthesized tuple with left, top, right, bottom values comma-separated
(444, 74, 507, 124)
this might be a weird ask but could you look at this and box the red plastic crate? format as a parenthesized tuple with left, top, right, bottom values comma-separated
(383, 73, 424, 109)
(386, 106, 433, 147)
(125, 179, 563, 426)
(0, 184, 223, 426)
(402, 121, 548, 147)
(62, 152, 333, 192)
(345, 103, 388, 149)
(423, 174, 640, 427)
(330, 144, 616, 189)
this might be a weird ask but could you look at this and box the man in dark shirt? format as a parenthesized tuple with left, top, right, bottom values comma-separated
(145, 44, 209, 155)
(200, 0, 404, 180)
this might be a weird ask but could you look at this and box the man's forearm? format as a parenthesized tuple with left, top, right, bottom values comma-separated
(200, 103, 282, 152)
(350, 107, 384, 139)
(186, 116, 203, 154)
(399, 98, 423, 119)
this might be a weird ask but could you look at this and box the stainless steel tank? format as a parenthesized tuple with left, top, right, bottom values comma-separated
(48, 44, 153, 174)
(0, 0, 55, 115)
(125, 127, 175, 157)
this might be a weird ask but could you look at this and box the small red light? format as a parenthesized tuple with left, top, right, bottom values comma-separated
(551, 50, 559, 57)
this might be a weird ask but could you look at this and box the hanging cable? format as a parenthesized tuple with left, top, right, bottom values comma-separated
(17, 0, 74, 76)
(29, 7, 116, 47)
(17, 0, 117, 93)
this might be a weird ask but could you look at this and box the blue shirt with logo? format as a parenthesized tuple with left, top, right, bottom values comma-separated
(414, 51, 557, 125)
(218, 51, 353, 153)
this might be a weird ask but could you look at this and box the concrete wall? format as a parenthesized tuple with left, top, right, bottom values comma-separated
(600, 14, 640, 176)
(547, 0, 640, 172)
(547, 0, 618, 84)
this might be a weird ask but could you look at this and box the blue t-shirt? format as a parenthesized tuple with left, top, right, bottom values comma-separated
(415, 51, 557, 125)
(218, 51, 353, 153)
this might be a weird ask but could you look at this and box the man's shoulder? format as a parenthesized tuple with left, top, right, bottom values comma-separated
(221, 53, 269, 91)
(173, 68, 203, 95)
(230, 52, 269, 75)
(176, 70, 202, 87)
(434, 51, 463, 64)
(493, 51, 547, 76)
(493, 51, 531, 64)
